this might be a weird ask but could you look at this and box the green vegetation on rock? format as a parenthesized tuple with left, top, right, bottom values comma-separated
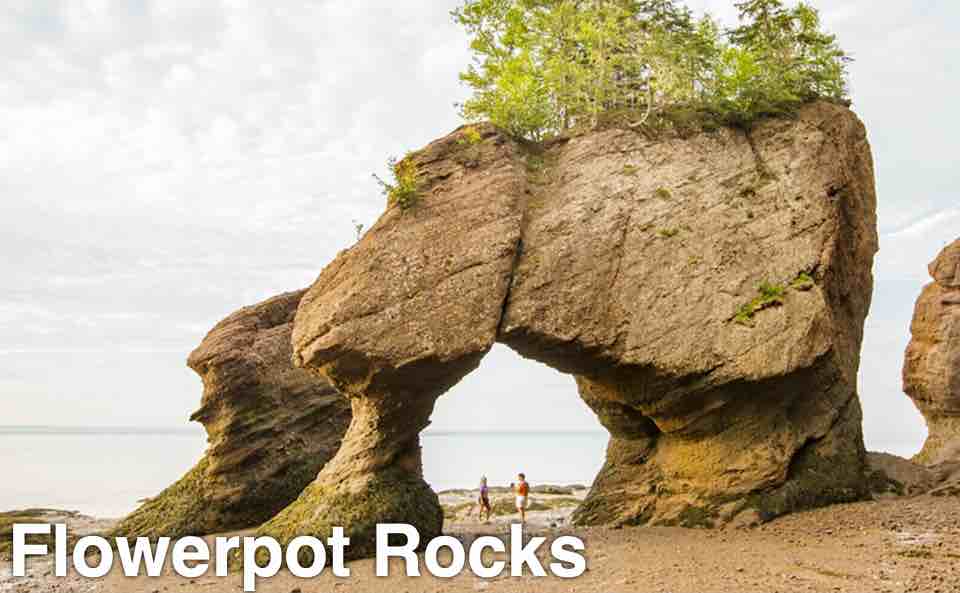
(457, 125, 483, 146)
(791, 271, 815, 291)
(734, 272, 818, 325)
(373, 154, 421, 211)
(453, 0, 850, 140)
(257, 467, 443, 561)
(734, 280, 786, 325)
(1, 510, 79, 560)
(111, 454, 323, 541)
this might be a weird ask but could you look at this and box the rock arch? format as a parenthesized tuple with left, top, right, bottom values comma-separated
(258, 102, 879, 555)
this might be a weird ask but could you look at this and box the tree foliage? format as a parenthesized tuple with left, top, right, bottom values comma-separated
(453, 0, 850, 139)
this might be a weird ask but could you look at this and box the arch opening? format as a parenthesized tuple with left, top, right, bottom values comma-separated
(423, 343, 607, 523)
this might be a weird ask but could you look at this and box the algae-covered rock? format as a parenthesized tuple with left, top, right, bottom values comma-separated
(112, 290, 351, 539)
(903, 238, 960, 466)
(273, 101, 877, 551)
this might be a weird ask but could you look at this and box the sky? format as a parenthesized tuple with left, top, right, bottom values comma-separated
(0, 1, 957, 456)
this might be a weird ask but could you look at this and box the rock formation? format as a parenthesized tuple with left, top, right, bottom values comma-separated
(904, 238, 960, 466)
(112, 290, 351, 539)
(865, 452, 936, 498)
(258, 101, 878, 552)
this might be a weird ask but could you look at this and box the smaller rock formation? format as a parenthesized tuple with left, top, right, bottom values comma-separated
(903, 238, 960, 466)
(865, 452, 935, 498)
(112, 290, 351, 539)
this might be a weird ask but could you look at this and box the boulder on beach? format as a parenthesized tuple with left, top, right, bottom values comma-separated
(865, 452, 937, 498)
(256, 101, 878, 553)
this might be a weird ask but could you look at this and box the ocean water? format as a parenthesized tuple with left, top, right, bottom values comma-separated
(0, 428, 608, 518)
(0, 427, 922, 518)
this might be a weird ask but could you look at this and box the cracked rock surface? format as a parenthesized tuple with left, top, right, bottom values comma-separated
(261, 101, 878, 552)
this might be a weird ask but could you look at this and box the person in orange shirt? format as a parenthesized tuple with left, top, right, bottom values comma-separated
(514, 472, 530, 524)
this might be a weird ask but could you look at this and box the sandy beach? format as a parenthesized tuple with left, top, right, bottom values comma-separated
(3, 486, 958, 593)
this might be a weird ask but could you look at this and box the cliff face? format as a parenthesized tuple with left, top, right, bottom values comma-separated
(259, 101, 878, 551)
(113, 290, 351, 539)
(904, 239, 960, 466)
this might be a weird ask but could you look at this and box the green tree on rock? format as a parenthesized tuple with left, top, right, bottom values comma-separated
(453, 0, 850, 140)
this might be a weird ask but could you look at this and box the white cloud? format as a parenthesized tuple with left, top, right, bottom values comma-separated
(886, 208, 960, 239)
(0, 1, 957, 447)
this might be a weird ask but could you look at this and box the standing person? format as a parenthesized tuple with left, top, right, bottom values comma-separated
(476, 476, 492, 523)
(514, 472, 530, 524)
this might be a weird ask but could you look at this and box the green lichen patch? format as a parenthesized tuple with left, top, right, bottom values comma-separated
(734, 281, 786, 325)
(734, 272, 818, 326)
(791, 271, 816, 291)
(657, 227, 681, 239)
(654, 187, 673, 200)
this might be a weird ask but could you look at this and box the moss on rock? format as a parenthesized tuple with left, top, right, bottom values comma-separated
(257, 467, 442, 560)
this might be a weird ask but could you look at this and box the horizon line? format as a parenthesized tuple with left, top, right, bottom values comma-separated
(0, 425, 607, 435)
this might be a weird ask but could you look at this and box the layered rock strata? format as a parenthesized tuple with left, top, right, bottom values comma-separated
(113, 290, 351, 538)
(904, 239, 960, 466)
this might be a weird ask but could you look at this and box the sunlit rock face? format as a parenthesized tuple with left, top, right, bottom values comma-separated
(259, 101, 877, 554)
(904, 238, 960, 467)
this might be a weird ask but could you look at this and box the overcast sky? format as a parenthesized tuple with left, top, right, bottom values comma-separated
(1, 1, 956, 456)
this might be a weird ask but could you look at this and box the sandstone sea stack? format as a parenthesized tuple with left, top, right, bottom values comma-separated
(904, 238, 960, 466)
(257, 101, 878, 553)
(112, 290, 351, 539)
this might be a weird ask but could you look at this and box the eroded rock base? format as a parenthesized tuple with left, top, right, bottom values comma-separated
(572, 364, 868, 528)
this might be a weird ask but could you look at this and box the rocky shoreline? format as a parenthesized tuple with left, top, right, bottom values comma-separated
(3, 473, 959, 593)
